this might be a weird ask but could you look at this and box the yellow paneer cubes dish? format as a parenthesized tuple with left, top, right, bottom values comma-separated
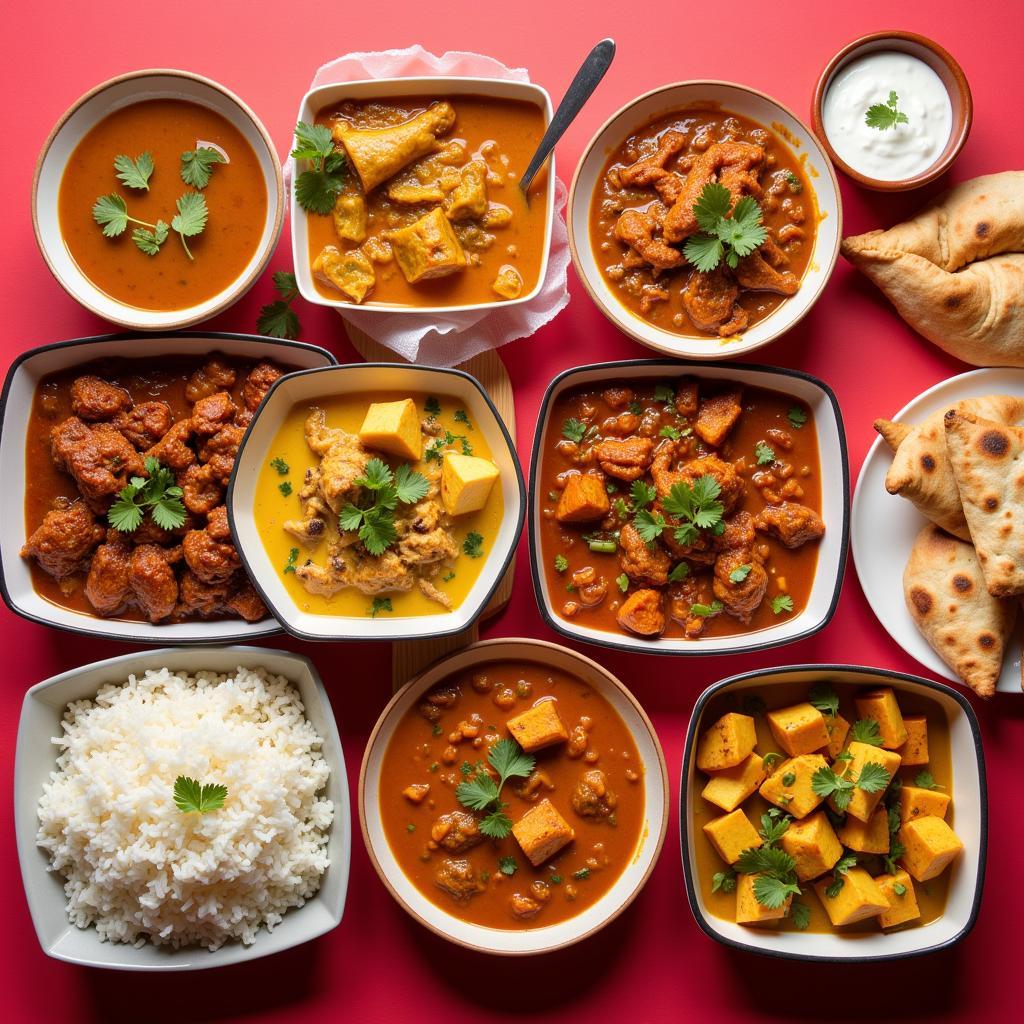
(391, 208, 468, 284)
(512, 797, 575, 867)
(441, 452, 499, 516)
(358, 399, 422, 462)
(696, 713, 757, 771)
(694, 680, 964, 937)
(505, 699, 569, 753)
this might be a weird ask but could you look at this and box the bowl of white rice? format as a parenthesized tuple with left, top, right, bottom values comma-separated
(14, 646, 349, 970)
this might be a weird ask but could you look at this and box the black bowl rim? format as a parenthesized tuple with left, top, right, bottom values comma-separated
(0, 330, 337, 645)
(678, 663, 988, 963)
(226, 361, 527, 642)
(527, 358, 850, 656)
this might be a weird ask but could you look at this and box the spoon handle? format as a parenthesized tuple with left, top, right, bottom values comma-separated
(520, 38, 616, 195)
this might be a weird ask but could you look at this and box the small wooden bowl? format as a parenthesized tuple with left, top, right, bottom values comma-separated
(811, 31, 972, 191)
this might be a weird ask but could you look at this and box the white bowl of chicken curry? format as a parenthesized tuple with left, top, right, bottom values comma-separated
(290, 78, 554, 313)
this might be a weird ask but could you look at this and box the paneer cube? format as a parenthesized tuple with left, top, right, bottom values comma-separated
(876, 870, 921, 929)
(391, 208, 467, 283)
(492, 264, 524, 300)
(899, 817, 963, 882)
(702, 753, 766, 813)
(696, 712, 757, 771)
(766, 702, 831, 757)
(759, 754, 829, 818)
(899, 785, 950, 824)
(736, 872, 791, 926)
(441, 452, 499, 516)
(824, 713, 851, 758)
(332, 192, 367, 243)
(511, 797, 575, 866)
(555, 474, 610, 524)
(814, 867, 890, 926)
(358, 398, 421, 462)
(445, 160, 488, 221)
(312, 245, 376, 303)
(779, 811, 843, 881)
(694, 388, 743, 447)
(838, 807, 890, 854)
(839, 742, 902, 822)
(854, 688, 908, 749)
(896, 716, 929, 766)
(505, 699, 569, 753)
(702, 809, 762, 866)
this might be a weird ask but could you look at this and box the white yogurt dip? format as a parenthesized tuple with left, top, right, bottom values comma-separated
(822, 50, 953, 181)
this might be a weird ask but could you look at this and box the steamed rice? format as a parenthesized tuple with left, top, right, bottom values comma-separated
(37, 666, 334, 951)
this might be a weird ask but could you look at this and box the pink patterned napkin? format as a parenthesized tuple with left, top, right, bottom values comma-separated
(288, 46, 570, 367)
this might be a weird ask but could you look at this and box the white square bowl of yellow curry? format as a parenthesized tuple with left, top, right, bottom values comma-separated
(681, 665, 985, 961)
(227, 363, 525, 641)
(289, 78, 555, 313)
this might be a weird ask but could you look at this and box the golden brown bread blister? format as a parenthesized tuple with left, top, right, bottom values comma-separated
(945, 410, 1024, 597)
(903, 524, 1016, 698)
(843, 172, 1024, 366)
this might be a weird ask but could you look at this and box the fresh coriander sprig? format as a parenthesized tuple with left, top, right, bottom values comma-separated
(824, 852, 858, 898)
(257, 271, 302, 339)
(455, 738, 535, 839)
(114, 152, 155, 191)
(292, 121, 347, 214)
(809, 682, 840, 717)
(171, 192, 208, 260)
(850, 718, 883, 746)
(683, 182, 768, 272)
(866, 90, 910, 131)
(173, 776, 227, 814)
(180, 146, 226, 189)
(338, 458, 430, 556)
(634, 474, 724, 547)
(811, 761, 891, 811)
(107, 457, 186, 533)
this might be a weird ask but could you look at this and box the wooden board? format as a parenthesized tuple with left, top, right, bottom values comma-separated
(346, 323, 516, 690)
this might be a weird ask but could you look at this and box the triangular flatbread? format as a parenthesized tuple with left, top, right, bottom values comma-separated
(904, 524, 1016, 698)
(945, 409, 1024, 597)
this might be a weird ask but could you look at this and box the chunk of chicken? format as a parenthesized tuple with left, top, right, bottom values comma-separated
(595, 436, 655, 482)
(694, 389, 744, 447)
(129, 544, 179, 622)
(444, 161, 488, 221)
(242, 362, 284, 413)
(735, 249, 799, 294)
(313, 245, 376, 303)
(70, 376, 132, 421)
(434, 857, 484, 901)
(182, 512, 241, 584)
(336, 101, 456, 193)
(683, 266, 748, 337)
(185, 358, 237, 403)
(431, 811, 483, 853)
(21, 500, 106, 579)
(191, 391, 237, 435)
(83, 538, 132, 615)
(614, 209, 683, 270)
(571, 769, 618, 819)
(616, 588, 665, 636)
(113, 402, 173, 450)
(51, 418, 146, 510)
(713, 546, 768, 623)
(181, 462, 224, 515)
(755, 502, 825, 548)
(675, 377, 699, 417)
(332, 191, 367, 243)
(619, 131, 687, 192)
(304, 412, 370, 512)
(651, 446, 745, 513)
(144, 419, 195, 472)
(223, 577, 267, 622)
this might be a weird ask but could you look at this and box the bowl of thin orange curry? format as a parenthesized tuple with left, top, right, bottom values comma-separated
(33, 70, 283, 330)
(681, 666, 985, 961)
(360, 639, 669, 955)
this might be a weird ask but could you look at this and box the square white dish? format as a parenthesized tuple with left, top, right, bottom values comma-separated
(14, 645, 350, 971)
(528, 360, 849, 655)
(228, 363, 525, 642)
(681, 665, 986, 961)
(0, 332, 335, 644)
(290, 77, 555, 314)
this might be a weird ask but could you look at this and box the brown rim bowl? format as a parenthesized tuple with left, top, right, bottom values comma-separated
(358, 638, 669, 955)
(811, 31, 973, 192)
(32, 69, 284, 330)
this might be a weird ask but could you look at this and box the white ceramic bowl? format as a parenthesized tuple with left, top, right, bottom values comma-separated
(290, 77, 555, 314)
(33, 69, 284, 330)
(14, 645, 350, 971)
(853, 368, 1024, 694)
(0, 332, 335, 644)
(359, 638, 669, 955)
(569, 81, 842, 360)
(529, 360, 849, 655)
(681, 665, 986, 962)
(228, 363, 525, 641)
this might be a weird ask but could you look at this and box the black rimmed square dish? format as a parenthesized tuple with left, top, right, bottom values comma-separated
(0, 332, 335, 644)
(528, 359, 849, 656)
(680, 665, 986, 962)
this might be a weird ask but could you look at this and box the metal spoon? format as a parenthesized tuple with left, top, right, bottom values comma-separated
(520, 38, 616, 196)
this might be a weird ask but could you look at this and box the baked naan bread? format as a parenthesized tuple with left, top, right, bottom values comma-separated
(876, 395, 1024, 540)
(904, 523, 1016, 698)
(945, 409, 1024, 596)
(843, 172, 1024, 366)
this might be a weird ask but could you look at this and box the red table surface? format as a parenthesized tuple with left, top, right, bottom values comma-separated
(3, 2, 1023, 1021)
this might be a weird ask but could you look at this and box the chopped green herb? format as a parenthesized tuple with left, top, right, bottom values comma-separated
(763, 752, 783, 769)
(668, 561, 690, 583)
(270, 456, 290, 475)
(454, 409, 472, 429)
(711, 869, 737, 894)
(283, 547, 299, 574)
(428, 762, 439, 773)
(291, 120, 347, 214)
(463, 532, 484, 559)
(791, 901, 811, 930)
(754, 440, 776, 465)
(562, 418, 588, 444)
(432, 724, 443, 737)
(850, 718, 883, 746)
(460, 761, 473, 776)
(683, 183, 768, 272)
(771, 594, 794, 614)
(616, 573, 629, 593)
(406, 823, 416, 833)
(339, 459, 430, 556)
(654, 384, 676, 405)
(442, 571, 456, 582)
(856, 762, 892, 793)
(455, 738, 535, 840)
(554, 554, 569, 573)
(499, 856, 518, 877)
(743, 695, 767, 717)
(729, 564, 752, 584)
(573, 867, 591, 881)
(784, 170, 804, 195)
(893, 882, 908, 896)
(425, 396, 441, 416)
(809, 682, 839, 717)
(550, 874, 563, 885)
(659, 425, 682, 440)
(180, 146, 226, 189)
(170, 192, 208, 261)
(914, 770, 942, 791)
(114, 152, 155, 191)
(107, 457, 186, 533)
(866, 90, 910, 131)
(788, 405, 808, 429)
(278, 481, 293, 497)
(782, 771, 796, 787)
(369, 597, 393, 617)
(173, 776, 227, 814)
(824, 853, 858, 899)
(257, 271, 302, 340)
(691, 600, 724, 618)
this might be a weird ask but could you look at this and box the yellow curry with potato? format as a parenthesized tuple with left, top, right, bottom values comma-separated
(692, 681, 961, 934)
(297, 96, 548, 307)
(255, 393, 503, 618)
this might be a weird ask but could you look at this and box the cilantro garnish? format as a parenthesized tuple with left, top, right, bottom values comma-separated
(270, 456, 290, 476)
(682, 182, 768, 272)
(278, 481, 292, 497)
(425, 396, 441, 416)
(771, 594, 793, 615)
(914, 770, 943, 791)
(573, 867, 591, 881)
(499, 856, 518, 877)
(114, 152, 154, 191)
(338, 458, 429, 556)
(824, 853, 858, 899)
(554, 554, 568, 573)
(754, 441, 776, 465)
(180, 147, 226, 189)
(283, 547, 299, 574)
(735, 846, 801, 909)
(616, 573, 629, 593)
(562, 418, 587, 444)
(811, 760, 890, 811)
(654, 384, 676, 405)
(809, 682, 840, 717)
(454, 410, 472, 429)
(791, 901, 811, 930)
(170, 192, 208, 260)
(173, 776, 227, 814)
(369, 597, 393, 618)
(257, 271, 302, 340)
(107, 457, 186, 533)
(668, 561, 690, 583)
(729, 564, 752, 584)
(660, 425, 682, 441)
(455, 738, 535, 839)
(712, 869, 737, 894)
(291, 121, 347, 214)
(850, 718, 883, 746)
(691, 600, 724, 618)
(630, 479, 657, 512)
(788, 406, 807, 429)
(463, 532, 484, 559)
(865, 90, 910, 131)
